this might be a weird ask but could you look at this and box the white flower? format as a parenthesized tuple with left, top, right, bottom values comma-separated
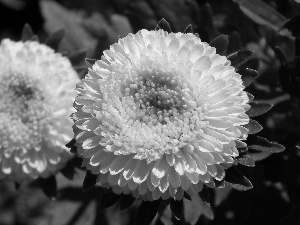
(73, 30, 250, 201)
(0, 39, 79, 182)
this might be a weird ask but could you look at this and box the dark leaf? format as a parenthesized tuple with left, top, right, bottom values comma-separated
(198, 186, 211, 206)
(274, 46, 287, 66)
(68, 49, 87, 66)
(65, 139, 77, 154)
(40, 176, 57, 199)
(83, 171, 98, 192)
(45, 29, 65, 51)
(281, 15, 300, 36)
(184, 192, 192, 201)
(21, 24, 34, 42)
(227, 50, 253, 68)
(183, 24, 193, 34)
(65, 139, 76, 148)
(199, 4, 220, 40)
(247, 102, 272, 117)
(237, 154, 255, 167)
(155, 18, 172, 33)
(170, 199, 183, 220)
(233, 0, 287, 31)
(239, 57, 260, 71)
(209, 35, 229, 55)
(238, 68, 258, 87)
(227, 31, 242, 54)
(243, 119, 263, 134)
(119, 194, 136, 210)
(60, 158, 76, 180)
(248, 151, 272, 161)
(85, 58, 97, 69)
(98, 191, 121, 209)
(224, 166, 252, 191)
(247, 136, 285, 153)
(135, 200, 161, 225)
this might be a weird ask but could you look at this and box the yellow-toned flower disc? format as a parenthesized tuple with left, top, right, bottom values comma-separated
(0, 39, 79, 182)
(73, 30, 250, 201)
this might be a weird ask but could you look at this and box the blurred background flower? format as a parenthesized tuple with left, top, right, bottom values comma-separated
(0, 37, 78, 182)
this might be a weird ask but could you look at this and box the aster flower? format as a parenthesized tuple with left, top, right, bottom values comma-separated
(73, 22, 255, 199)
(0, 29, 80, 183)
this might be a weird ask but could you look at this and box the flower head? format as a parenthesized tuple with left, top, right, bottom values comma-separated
(73, 29, 250, 201)
(0, 39, 79, 182)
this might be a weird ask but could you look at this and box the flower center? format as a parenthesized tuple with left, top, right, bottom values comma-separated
(0, 71, 49, 151)
(124, 72, 194, 125)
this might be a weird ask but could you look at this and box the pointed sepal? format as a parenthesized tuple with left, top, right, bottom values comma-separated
(227, 49, 253, 68)
(247, 102, 272, 117)
(243, 119, 263, 134)
(183, 24, 193, 34)
(247, 136, 285, 153)
(209, 35, 229, 55)
(238, 68, 259, 87)
(224, 166, 252, 191)
(21, 24, 35, 42)
(155, 18, 172, 33)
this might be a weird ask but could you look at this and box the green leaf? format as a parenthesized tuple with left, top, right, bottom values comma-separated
(83, 171, 98, 192)
(227, 50, 253, 68)
(155, 18, 172, 32)
(243, 119, 263, 134)
(238, 68, 258, 87)
(45, 29, 65, 51)
(21, 24, 35, 42)
(281, 15, 300, 36)
(170, 199, 183, 220)
(209, 35, 229, 55)
(247, 136, 285, 153)
(233, 0, 287, 31)
(135, 200, 161, 225)
(247, 102, 272, 117)
(224, 166, 253, 191)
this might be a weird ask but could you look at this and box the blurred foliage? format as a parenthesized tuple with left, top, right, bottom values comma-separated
(1, 0, 300, 225)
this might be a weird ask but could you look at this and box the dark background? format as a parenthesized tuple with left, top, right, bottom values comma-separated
(0, 0, 300, 224)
